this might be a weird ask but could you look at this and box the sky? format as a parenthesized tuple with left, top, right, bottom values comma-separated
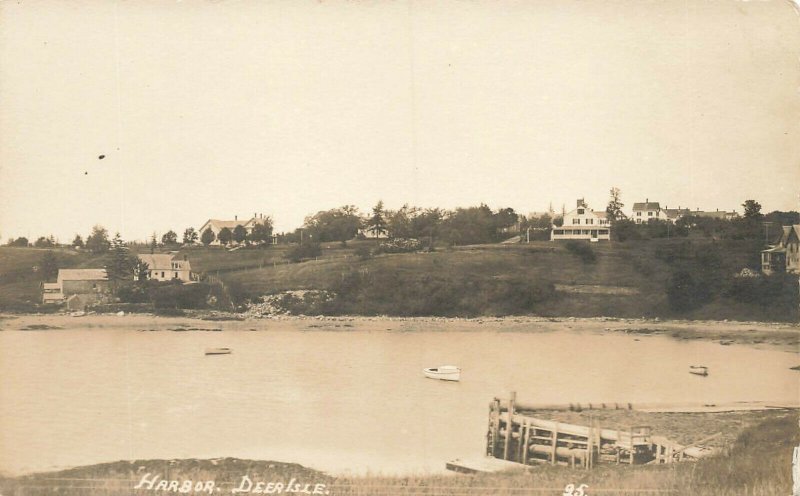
(1, 0, 798, 242)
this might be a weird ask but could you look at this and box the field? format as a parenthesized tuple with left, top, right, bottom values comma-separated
(0, 411, 796, 495)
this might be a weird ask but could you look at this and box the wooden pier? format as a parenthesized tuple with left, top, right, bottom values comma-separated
(481, 393, 739, 470)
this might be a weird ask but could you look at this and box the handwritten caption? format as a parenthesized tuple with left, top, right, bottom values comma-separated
(134, 474, 330, 494)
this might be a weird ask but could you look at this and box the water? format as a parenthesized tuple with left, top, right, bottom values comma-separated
(0, 325, 797, 476)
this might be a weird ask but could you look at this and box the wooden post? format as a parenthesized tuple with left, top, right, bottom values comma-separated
(587, 424, 593, 469)
(503, 392, 516, 461)
(522, 419, 531, 465)
(629, 428, 635, 465)
(492, 398, 501, 457)
(551, 422, 559, 465)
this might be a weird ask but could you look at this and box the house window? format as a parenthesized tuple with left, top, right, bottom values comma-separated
(161, 272, 165, 278)
(648, 212, 653, 216)
(637, 212, 641, 216)
(573, 219, 580, 225)
(577, 209, 584, 215)
(587, 218, 593, 225)
(174, 272, 178, 278)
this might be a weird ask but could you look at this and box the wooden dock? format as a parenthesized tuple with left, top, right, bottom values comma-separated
(478, 392, 744, 471)
(446, 456, 530, 474)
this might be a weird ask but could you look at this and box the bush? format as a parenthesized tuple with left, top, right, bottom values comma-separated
(564, 240, 596, 263)
(284, 243, 322, 263)
(353, 245, 373, 261)
(147, 281, 211, 310)
(666, 270, 712, 312)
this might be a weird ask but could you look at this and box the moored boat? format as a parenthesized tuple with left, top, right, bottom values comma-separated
(424, 365, 461, 382)
(689, 365, 708, 376)
(205, 347, 232, 355)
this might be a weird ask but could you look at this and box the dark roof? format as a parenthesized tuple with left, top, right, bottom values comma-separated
(632, 202, 661, 211)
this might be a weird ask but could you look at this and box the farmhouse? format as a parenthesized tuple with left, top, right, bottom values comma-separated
(551, 199, 611, 242)
(136, 254, 192, 282)
(42, 269, 111, 310)
(198, 214, 271, 245)
(761, 225, 800, 275)
(631, 200, 665, 224)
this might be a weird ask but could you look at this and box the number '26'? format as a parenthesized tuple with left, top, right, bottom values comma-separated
(563, 483, 589, 496)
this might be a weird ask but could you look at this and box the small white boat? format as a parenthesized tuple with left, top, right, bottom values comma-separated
(689, 365, 708, 377)
(424, 365, 461, 382)
(205, 347, 232, 355)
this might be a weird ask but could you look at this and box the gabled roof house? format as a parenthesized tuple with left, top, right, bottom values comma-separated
(761, 225, 800, 275)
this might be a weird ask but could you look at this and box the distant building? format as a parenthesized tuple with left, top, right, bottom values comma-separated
(662, 207, 692, 224)
(761, 225, 800, 275)
(198, 214, 272, 246)
(691, 209, 739, 221)
(631, 200, 665, 224)
(136, 254, 192, 282)
(42, 269, 111, 310)
(551, 199, 611, 242)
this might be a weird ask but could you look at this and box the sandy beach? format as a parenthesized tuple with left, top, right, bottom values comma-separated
(2, 312, 798, 353)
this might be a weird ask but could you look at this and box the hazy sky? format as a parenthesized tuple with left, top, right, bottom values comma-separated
(1, 0, 798, 242)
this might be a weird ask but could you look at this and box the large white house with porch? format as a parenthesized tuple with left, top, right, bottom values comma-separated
(551, 199, 611, 242)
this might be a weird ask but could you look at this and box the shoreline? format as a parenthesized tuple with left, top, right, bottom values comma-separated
(0, 410, 797, 495)
(2, 312, 798, 353)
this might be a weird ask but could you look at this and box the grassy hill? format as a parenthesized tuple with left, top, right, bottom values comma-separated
(220, 238, 795, 321)
(1, 238, 795, 321)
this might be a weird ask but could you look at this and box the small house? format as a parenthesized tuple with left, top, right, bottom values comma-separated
(42, 269, 111, 310)
(136, 254, 192, 282)
(631, 200, 664, 224)
(762, 225, 800, 275)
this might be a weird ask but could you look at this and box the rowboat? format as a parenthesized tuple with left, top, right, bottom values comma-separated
(424, 365, 461, 382)
(689, 365, 708, 377)
(205, 347, 232, 355)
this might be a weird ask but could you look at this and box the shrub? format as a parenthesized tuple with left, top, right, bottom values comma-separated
(666, 270, 712, 312)
(284, 243, 322, 263)
(353, 245, 373, 261)
(564, 240, 596, 263)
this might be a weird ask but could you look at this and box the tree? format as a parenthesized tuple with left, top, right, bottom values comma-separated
(606, 187, 625, 223)
(40, 251, 59, 280)
(72, 234, 84, 249)
(182, 228, 198, 245)
(34, 236, 55, 248)
(218, 227, 233, 246)
(105, 233, 136, 291)
(250, 219, 274, 245)
(233, 225, 248, 245)
(742, 200, 763, 220)
(85, 225, 111, 254)
(367, 201, 388, 240)
(8, 237, 29, 247)
(133, 259, 150, 282)
(303, 205, 362, 244)
(161, 230, 178, 246)
(201, 228, 216, 246)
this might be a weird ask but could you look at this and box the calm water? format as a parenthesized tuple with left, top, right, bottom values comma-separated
(0, 326, 797, 475)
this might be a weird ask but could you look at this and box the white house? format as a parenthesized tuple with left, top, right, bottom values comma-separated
(551, 199, 611, 241)
(198, 214, 272, 245)
(136, 254, 192, 282)
(631, 200, 665, 224)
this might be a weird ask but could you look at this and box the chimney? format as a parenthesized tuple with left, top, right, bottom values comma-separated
(646, 198, 649, 204)
(577, 198, 585, 208)
(235, 215, 238, 221)
(254, 212, 257, 219)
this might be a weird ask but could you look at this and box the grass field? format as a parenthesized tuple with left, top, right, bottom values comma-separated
(1, 411, 796, 495)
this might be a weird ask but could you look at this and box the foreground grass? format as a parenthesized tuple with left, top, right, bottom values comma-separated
(1, 412, 796, 496)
